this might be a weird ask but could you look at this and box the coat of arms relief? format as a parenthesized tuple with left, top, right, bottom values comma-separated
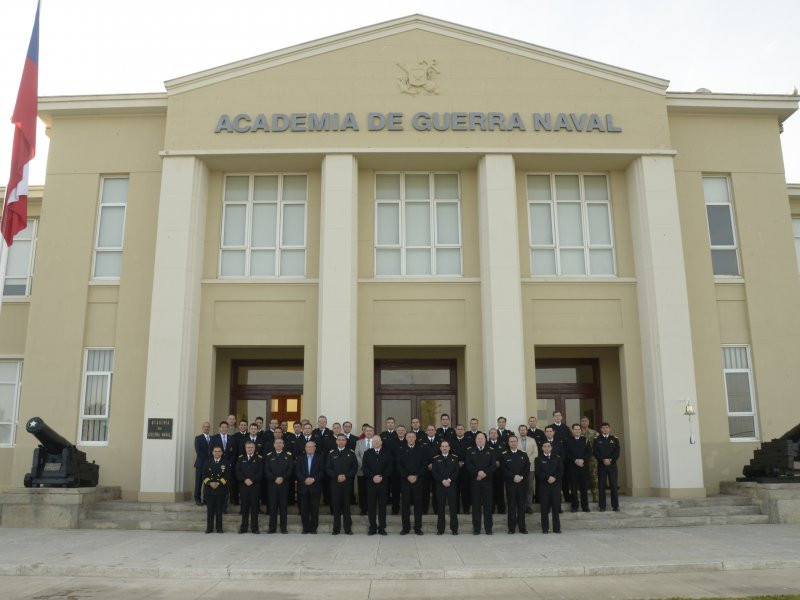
(397, 59, 440, 95)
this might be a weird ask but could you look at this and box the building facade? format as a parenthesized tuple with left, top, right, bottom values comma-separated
(1, 16, 799, 501)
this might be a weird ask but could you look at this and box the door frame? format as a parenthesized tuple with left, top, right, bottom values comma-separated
(229, 359, 304, 417)
(535, 358, 602, 427)
(374, 359, 458, 428)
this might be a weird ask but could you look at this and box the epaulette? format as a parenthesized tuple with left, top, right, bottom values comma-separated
(502, 450, 508, 454)
(238, 454, 244, 458)
(451, 452, 458, 459)
(266, 451, 274, 456)
(329, 449, 334, 453)
(286, 451, 292, 455)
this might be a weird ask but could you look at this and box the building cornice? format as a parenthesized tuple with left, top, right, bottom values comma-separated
(37, 93, 168, 125)
(666, 92, 798, 122)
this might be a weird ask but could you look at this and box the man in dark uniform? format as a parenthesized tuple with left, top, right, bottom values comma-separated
(326, 433, 358, 535)
(421, 425, 441, 514)
(451, 424, 472, 514)
(264, 437, 293, 533)
(548, 411, 571, 503)
(385, 424, 406, 515)
(210, 421, 236, 511)
(295, 440, 323, 534)
(465, 432, 495, 535)
(202, 445, 230, 533)
(282, 422, 297, 448)
(565, 423, 592, 513)
(236, 440, 263, 534)
(535, 441, 563, 534)
(487, 428, 506, 514)
(240, 423, 264, 455)
(397, 431, 426, 535)
(466, 418, 481, 442)
(431, 439, 459, 535)
(501, 434, 530, 534)
(228, 419, 248, 506)
(527, 416, 546, 449)
(495, 417, 512, 444)
(362, 434, 392, 535)
(594, 421, 621, 512)
(437, 413, 456, 445)
(193, 421, 212, 506)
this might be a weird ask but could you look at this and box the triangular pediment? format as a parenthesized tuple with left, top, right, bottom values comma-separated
(164, 14, 669, 95)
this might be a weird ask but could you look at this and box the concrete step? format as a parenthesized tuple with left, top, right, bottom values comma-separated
(677, 496, 756, 507)
(666, 505, 762, 517)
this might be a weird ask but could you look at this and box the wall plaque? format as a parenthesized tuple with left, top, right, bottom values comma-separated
(147, 418, 173, 440)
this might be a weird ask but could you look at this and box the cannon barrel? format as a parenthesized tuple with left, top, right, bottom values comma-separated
(25, 417, 73, 455)
(778, 423, 800, 443)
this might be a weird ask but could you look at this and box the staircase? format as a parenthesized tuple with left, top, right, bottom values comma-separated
(80, 495, 768, 533)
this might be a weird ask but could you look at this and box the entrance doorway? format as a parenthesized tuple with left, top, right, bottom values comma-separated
(536, 358, 602, 427)
(230, 360, 302, 430)
(374, 359, 457, 430)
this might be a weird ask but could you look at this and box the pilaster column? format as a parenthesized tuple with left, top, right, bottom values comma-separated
(626, 155, 705, 497)
(139, 156, 208, 501)
(316, 154, 358, 421)
(477, 154, 527, 429)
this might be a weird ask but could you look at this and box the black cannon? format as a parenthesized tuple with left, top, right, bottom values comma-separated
(739, 423, 800, 482)
(23, 417, 99, 487)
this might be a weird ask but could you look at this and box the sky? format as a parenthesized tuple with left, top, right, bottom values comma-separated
(1, 0, 799, 186)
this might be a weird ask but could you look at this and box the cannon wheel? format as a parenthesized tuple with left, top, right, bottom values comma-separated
(23, 473, 32, 488)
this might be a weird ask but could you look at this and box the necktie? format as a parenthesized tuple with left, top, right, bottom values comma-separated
(222, 435, 226, 449)
(367, 439, 371, 449)
(247, 454, 252, 461)
(205, 435, 209, 442)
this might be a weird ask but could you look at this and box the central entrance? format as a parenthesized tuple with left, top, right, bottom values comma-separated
(536, 358, 602, 427)
(374, 359, 457, 429)
(229, 360, 303, 430)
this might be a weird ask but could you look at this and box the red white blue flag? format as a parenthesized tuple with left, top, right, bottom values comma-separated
(2, 1, 40, 247)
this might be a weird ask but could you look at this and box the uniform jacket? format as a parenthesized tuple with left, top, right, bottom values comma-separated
(343, 433, 358, 451)
(431, 453, 459, 485)
(436, 426, 457, 445)
(396, 444, 427, 480)
(202, 458, 231, 495)
(235, 453, 264, 483)
(362, 447, 393, 481)
(451, 436, 471, 464)
(295, 434, 315, 456)
(209, 433, 237, 464)
(193, 433, 212, 469)
(325, 447, 358, 481)
(535, 453, 564, 484)
(295, 453, 324, 494)
(501, 449, 531, 482)
(565, 436, 592, 466)
(528, 428, 546, 449)
(264, 450, 294, 482)
(496, 429, 512, 444)
(548, 422, 571, 444)
(238, 435, 265, 456)
(422, 436, 441, 466)
(543, 437, 564, 460)
(593, 434, 621, 463)
(465, 445, 497, 480)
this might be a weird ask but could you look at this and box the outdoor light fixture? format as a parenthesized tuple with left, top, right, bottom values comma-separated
(684, 398, 697, 444)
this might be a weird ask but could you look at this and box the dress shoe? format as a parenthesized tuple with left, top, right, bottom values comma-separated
(400, 529, 410, 535)
(473, 530, 480, 535)
(216, 529, 223, 533)
(252, 529, 260, 534)
(302, 530, 309, 534)
(613, 507, 620, 512)
(436, 531, 444, 535)
(598, 507, 606, 512)
(267, 529, 276, 534)
(583, 508, 591, 513)
(332, 530, 340, 535)
(554, 530, 562, 534)
(485, 530, 493, 535)
(360, 510, 367, 516)
(508, 530, 515, 534)
(451, 531, 458, 535)
(525, 507, 533, 514)
(238, 528, 247, 534)
(281, 529, 288, 534)
(520, 529, 529, 534)
(368, 530, 376, 536)
(195, 500, 203, 506)
(378, 529, 387, 536)
(345, 530, 353, 535)
(205, 529, 212, 534)
(415, 530, 423, 536)
(311, 530, 317, 534)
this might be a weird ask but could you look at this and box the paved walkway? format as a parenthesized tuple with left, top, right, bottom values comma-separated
(1, 524, 799, 582)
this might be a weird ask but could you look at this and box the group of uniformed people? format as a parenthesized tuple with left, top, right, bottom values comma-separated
(195, 412, 621, 536)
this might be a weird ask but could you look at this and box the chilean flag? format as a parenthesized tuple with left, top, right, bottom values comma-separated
(2, 1, 40, 247)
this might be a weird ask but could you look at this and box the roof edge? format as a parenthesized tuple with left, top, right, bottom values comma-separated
(164, 14, 670, 95)
(38, 93, 168, 124)
(666, 92, 798, 122)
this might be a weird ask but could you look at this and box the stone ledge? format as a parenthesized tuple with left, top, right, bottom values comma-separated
(0, 486, 121, 529)
(721, 481, 800, 523)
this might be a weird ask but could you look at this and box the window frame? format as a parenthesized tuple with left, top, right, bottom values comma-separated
(91, 176, 129, 281)
(702, 175, 741, 278)
(218, 173, 308, 279)
(77, 347, 114, 446)
(374, 171, 463, 277)
(792, 216, 800, 273)
(526, 172, 617, 277)
(2, 218, 37, 297)
(721, 344, 759, 442)
(0, 360, 22, 447)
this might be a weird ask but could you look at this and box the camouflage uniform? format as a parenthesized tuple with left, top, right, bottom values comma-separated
(582, 427, 599, 502)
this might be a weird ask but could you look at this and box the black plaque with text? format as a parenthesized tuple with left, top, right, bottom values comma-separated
(147, 418, 173, 440)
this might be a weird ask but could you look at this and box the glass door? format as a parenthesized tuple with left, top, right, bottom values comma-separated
(375, 359, 457, 429)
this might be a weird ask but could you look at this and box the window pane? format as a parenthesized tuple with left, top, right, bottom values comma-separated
(405, 174, 430, 200)
(707, 206, 735, 246)
(723, 347, 749, 370)
(250, 250, 276, 276)
(84, 374, 109, 416)
(253, 176, 279, 201)
(436, 203, 460, 245)
(587, 203, 612, 245)
(531, 249, 556, 275)
(225, 176, 249, 202)
(222, 204, 247, 246)
(406, 248, 431, 275)
(2, 279, 27, 296)
(529, 204, 553, 245)
(555, 175, 580, 200)
(557, 203, 583, 246)
(536, 366, 594, 384)
(0, 424, 12, 445)
(711, 249, 739, 276)
(14, 220, 34, 240)
(584, 175, 608, 201)
(377, 203, 400, 245)
(795, 238, 800, 271)
(97, 206, 125, 248)
(405, 203, 431, 246)
(703, 177, 729, 204)
(282, 176, 307, 201)
(82, 419, 108, 443)
(435, 248, 461, 275)
(376, 249, 401, 275)
(93, 251, 121, 278)
(0, 361, 17, 381)
(6, 240, 32, 277)
(87, 349, 113, 372)
(589, 249, 614, 275)
(793, 218, 800, 236)
(376, 174, 401, 199)
(101, 178, 128, 204)
(220, 250, 246, 276)
(281, 204, 305, 246)
(434, 174, 459, 199)
(527, 175, 551, 200)
(559, 249, 586, 275)
(0, 383, 16, 421)
(725, 372, 753, 413)
(381, 369, 451, 385)
(280, 249, 305, 276)
(239, 367, 303, 386)
(251, 203, 277, 247)
(728, 416, 756, 439)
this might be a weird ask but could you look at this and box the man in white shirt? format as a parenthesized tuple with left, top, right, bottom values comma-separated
(355, 426, 375, 516)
